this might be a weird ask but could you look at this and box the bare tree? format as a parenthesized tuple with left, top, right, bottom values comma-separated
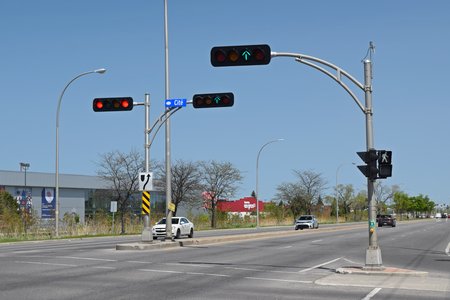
(374, 181, 399, 213)
(155, 159, 203, 216)
(199, 161, 243, 228)
(276, 169, 327, 219)
(97, 149, 144, 234)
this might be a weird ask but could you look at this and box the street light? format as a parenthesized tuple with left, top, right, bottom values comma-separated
(256, 138, 284, 228)
(55, 68, 106, 237)
(20, 162, 30, 187)
(335, 162, 355, 223)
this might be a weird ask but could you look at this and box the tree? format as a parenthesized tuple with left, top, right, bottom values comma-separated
(0, 190, 21, 235)
(155, 159, 203, 216)
(199, 161, 243, 228)
(374, 182, 400, 213)
(276, 170, 327, 219)
(97, 149, 144, 234)
(334, 184, 355, 220)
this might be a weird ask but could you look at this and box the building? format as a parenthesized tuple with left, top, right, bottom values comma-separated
(0, 170, 166, 223)
(217, 197, 265, 218)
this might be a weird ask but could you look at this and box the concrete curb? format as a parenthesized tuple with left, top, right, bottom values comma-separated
(336, 266, 428, 277)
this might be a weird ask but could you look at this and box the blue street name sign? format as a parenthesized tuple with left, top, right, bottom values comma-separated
(165, 98, 187, 108)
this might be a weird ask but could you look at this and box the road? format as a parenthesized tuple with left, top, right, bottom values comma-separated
(0, 219, 449, 299)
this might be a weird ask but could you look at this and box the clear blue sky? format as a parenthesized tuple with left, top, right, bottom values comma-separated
(1, 0, 449, 206)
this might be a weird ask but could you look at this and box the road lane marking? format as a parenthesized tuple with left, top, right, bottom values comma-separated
(299, 257, 343, 273)
(57, 256, 117, 262)
(92, 266, 116, 270)
(224, 266, 299, 274)
(15, 261, 77, 267)
(445, 242, 450, 256)
(245, 277, 312, 284)
(362, 287, 382, 300)
(139, 269, 230, 277)
(311, 239, 322, 243)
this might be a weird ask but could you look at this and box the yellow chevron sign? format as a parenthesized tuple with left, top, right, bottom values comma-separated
(142, 191, 150, 215)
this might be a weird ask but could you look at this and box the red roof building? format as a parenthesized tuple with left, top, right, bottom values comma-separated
(217, 197, 264, 215)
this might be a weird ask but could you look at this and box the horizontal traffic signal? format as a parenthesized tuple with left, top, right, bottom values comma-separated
(211, 44, 271, 67)
(192, 93, 234, 109)
(93, 97, 134, 112)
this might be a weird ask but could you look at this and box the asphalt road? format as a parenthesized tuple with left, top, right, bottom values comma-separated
(0, 219, 449, 299)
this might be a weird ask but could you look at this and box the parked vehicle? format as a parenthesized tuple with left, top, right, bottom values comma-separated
(152, 217, 194, 239)
(294, 215, 319, 230)
(378, 214, 396, 227)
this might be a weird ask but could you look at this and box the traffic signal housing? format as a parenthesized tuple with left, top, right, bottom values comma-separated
(357, 149, 393, 180)
(378, 150, 393, 178)
(192, 93, 234, 109)
(357, 149, 379, 180)
(93, 97, 134, 112)
(211, 44, 271, 67)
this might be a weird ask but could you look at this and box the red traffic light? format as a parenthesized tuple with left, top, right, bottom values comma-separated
(211, 44, 271, 67)
(193, 93, 234, 109)
(93, 97, 134, 112)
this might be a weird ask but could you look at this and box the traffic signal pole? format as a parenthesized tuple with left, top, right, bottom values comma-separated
(270, 45, 382, 268)
(141, 93, 152, 242)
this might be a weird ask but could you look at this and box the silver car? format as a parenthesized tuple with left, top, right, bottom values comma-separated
(294, 215, 319, 230)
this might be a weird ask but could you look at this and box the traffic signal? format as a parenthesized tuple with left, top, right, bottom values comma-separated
(93, 97, 134, 112)
(357, 149, 379, 180)
(192, 93, 234, 109)
(211, 44, 271, 67)
(378, 150, 393, 178)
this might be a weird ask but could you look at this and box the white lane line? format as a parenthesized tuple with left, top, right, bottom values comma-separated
(92, 266, 116, 270)
(126, 261, 152, 264)
(139, 269, 184, 274)
(245, 277, 312, 284)
(57, 256, 117, 262)
(362, 287, 382, 300)
(224, 266, 299, 274)
(299, 257, 343, 273)
(15, 261, 77, 267)
(311, 240, 323, 243)
(445, 242, 450, 256)
(139, 269, 231, 277)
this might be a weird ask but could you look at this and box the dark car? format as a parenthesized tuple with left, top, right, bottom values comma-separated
(378, 214, 396, 227)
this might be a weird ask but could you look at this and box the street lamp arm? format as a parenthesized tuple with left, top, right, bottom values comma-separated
(56, 70, 99, 127)
(271, 51, 366, 114)
(148, 107, 182, 149)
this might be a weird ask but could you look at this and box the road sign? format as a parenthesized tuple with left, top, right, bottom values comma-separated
(165, 98, 187, 108)
(168, 202, 176, 212)
(142, 191, 150, 215)
(139, 172, 153, 191)
(110, 201, 117, 213)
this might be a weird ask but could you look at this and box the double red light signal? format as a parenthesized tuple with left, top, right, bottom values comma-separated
(211, 44, 271, 67)
(192, 93, 234, 109)
(93, 97, 134, 112)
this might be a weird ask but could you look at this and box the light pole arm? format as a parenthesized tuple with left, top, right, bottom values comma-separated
(271, 52, 366, 114)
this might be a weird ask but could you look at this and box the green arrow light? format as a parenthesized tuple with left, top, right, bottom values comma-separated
(242, 50, 251, 61)
(214, 96, 221, 103)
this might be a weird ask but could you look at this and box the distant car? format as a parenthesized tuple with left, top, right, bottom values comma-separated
(378, 214, 396, 227)
(294, 215, 319, 230)
(152, 217, 194, 239)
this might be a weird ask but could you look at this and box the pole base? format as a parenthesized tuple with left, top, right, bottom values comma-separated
(365, 246, 383, 268)
(141, 227, 153, 243)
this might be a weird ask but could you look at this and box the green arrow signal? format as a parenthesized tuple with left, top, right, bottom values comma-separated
(214, 96, 221, 103)
(242, 50, 251, 61)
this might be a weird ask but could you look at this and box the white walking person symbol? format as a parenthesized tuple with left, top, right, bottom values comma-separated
(381, 152, 389, 163)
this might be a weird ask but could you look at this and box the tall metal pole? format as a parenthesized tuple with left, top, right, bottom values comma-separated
(363, 59, 382, 268)
(141, 93, 153, 242)
(256, 139, 283, 228)
(55, 69, 106, 237)
(164, 0, 173, 240)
